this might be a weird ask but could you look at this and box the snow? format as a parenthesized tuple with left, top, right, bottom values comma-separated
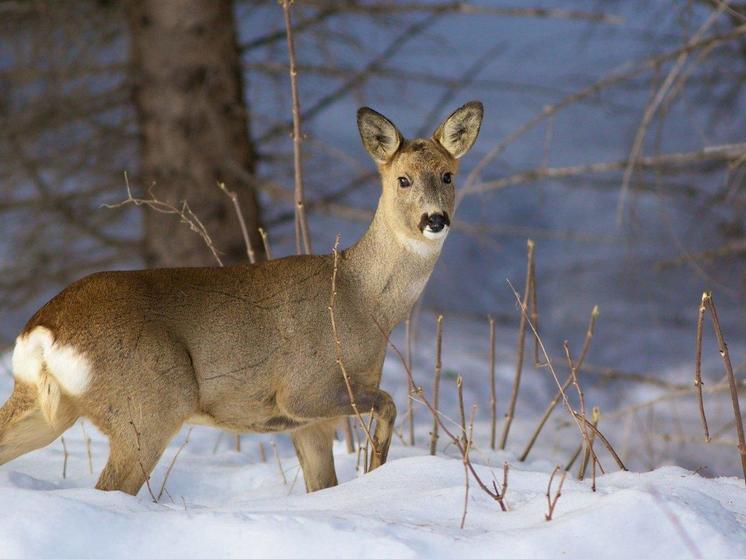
(1, 324, 745, 558)
(1, 433, 744, 558)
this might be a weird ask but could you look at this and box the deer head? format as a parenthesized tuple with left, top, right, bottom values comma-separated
(357, 101, 483, 252)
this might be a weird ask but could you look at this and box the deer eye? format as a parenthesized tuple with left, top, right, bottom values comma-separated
(398, 176, 411, 188)
(442, 172, 453, 184)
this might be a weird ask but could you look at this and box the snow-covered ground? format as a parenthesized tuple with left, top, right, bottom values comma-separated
(1, 314, 745, 558)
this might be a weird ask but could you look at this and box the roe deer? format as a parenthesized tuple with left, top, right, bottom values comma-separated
(0, 101, 483, 495)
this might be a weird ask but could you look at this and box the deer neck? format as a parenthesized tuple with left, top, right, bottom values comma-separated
(341, 198, 444, 329)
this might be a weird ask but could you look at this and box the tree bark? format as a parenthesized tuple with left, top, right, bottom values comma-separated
(125, 0, 262, 267)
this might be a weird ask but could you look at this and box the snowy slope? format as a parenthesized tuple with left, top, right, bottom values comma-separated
(1, 320, 745, 559)
(0, 429, 744, 559)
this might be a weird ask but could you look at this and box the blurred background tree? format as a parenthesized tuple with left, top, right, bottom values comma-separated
(0, 0, 744, 370)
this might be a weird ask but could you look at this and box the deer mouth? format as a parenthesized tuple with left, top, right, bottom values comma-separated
(420, 212, 451, 239)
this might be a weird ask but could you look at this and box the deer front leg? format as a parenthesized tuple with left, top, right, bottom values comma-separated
(282, 384, 397, 480)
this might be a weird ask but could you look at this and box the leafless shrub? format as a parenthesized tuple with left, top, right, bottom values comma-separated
(545, 465, 567, 521)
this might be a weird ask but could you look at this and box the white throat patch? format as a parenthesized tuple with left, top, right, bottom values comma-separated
(394, 228, 446, 257)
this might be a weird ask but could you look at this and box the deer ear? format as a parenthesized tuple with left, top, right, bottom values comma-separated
(357, 107, 403, 163)
(433, 101, 483, 159)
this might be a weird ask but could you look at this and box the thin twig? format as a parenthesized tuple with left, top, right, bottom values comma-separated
(617, 5, 726, 225)
(703, 292, 746, 483)
(406, 312, 415, 446)
(363, 406, 375, 474)
(270, 439, 288, 485)
(574, 413, 627, 471)
(218, 182, 257, 263)
(529, 255, 540, 367)
(488, 315, 497, 450)
(506, 281, 610, 470)
(60, 436, 68, 480)
(430, 314, 444, 455)
(126, 396, 156, 502)
(466, 143, 746, 195)
(373, 318, 507, 511)
(258, 227, 273, 260)
(328, 235, 377, 454)
(694, 292, 711, 442)
(500, 239, 535, 449)
(564, 342, 591, 480)
(157, 427, 192, 501)
(106, 173, 224, 266)
(461, 403, 477, 530)
(80, 420, 93, 475)
(579, 407, 600, 481)
(457, 377, 467, 447)
(343, 417, 355, 454)
(258, 441, 267, 463)
(520, 305, 599, 462)
(545, 465, 567, 521)
(281, 0, 312, 255)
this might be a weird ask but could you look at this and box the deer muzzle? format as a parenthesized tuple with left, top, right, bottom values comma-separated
(420, 212, 450, 239)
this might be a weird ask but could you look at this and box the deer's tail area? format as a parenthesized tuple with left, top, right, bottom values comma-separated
(0, 329, 80, 466)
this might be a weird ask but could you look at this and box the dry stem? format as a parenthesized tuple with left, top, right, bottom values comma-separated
(702, 292, 746, 483)
(328, 235, 377, 455)
(579, 407, 600, 481)
(157, 427, 192, 502)
(406, 313, 415, 446)
(506, 281, 614, 471)
(500, 239, 535, 449)
(80, 420, 93, 475)
(460, 402, 477, 530)
(694, 292, 711, 442)
(430, 314, 444, 455)
(373, 317, 507, 512)
(218, 182, 257, 263)
(545, 465, 567, 521)
(106, 173, 224, 266)
(270, 439, 288, 485)
(520, 305, 598, 462)
(258, 227, 273, 260)
(281, 0, 312, 255)
(126, 395, 156, 501)
(488, 315, 497, 450)
(617, 5, 725, 225)
(60, 436, 68, 479)
(343, 417, 355, 454)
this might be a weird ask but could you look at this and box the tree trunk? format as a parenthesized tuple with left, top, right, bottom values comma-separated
(125, 0, 262, 267)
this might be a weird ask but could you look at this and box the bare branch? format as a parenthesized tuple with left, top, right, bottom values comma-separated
(281, 0, 312, 255)
(500, 239, 535, 449)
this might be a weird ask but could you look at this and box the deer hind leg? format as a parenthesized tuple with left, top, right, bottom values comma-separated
(95, 415, 184, 496)
(291, 419, 338, 492)
(0, 382, 77, 466)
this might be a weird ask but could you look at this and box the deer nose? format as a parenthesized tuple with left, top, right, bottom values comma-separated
(426, 212, 449, 233)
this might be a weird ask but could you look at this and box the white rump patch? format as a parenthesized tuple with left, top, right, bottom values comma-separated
(12, 326, 91, 396)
